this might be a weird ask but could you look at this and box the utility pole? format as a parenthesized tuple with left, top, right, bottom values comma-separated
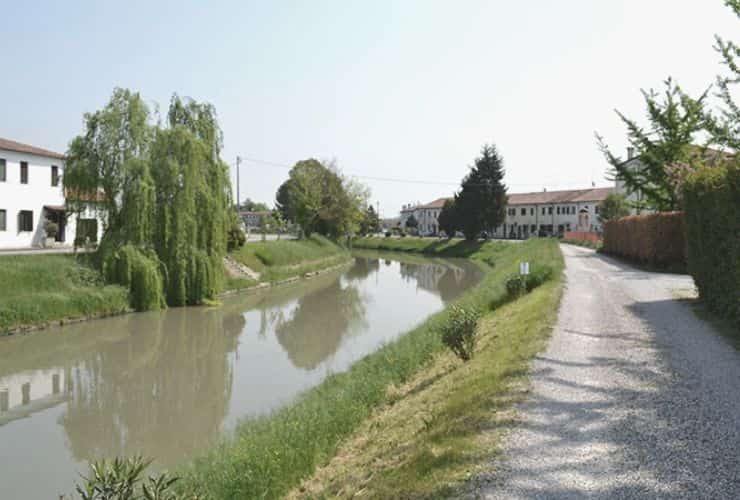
(236, 156, 242, 210)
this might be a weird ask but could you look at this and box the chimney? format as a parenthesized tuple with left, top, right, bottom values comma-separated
(627, 147, 635, 160)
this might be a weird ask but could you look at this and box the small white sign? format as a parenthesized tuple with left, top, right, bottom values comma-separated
(519, 261, 530, 276)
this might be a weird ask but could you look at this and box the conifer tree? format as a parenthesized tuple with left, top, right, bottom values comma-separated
(455, 144, 507, 240)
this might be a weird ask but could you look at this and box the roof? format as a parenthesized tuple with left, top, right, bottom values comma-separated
(417, 197, 451, 209)
(507, 187, 615, 205)
(239, 210, 272, 216)
(0, 137, 65, 160)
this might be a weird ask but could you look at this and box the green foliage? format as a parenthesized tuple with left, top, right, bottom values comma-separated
(505, 275, 526, 299)
(405, 214, 419, 229)
(440, 306, 480, 361)
(455, 144, 507, 240)
(684, 160, 740, 326)
(226, 210, 246, 251)
(239, 198, 270, 212)
(180, 238, 563, 499)
(597, 79, 711, 212)
(437, 199, 458, 237)
(0, 255, 129, 334)
(597, 193, 631, 224)
(359, 205, 380, 235)
(44, 220, 59, 238)
(103, 245, 166, 312)
(276, 159, 369, 239)
(73, 456, 183, 500)
(524, 264, 554, 292)
(65, 89, 234, 310)
(711, 1, 740, 150)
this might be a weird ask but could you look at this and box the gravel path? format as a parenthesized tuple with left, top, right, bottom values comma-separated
(474, 244, 740, 499)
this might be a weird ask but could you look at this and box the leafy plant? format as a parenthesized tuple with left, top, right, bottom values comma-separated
(505, 275, 526, 299)
(44, 220, 59, 238)
(440, 305, 480, 361)
(72, 456, 183, 500)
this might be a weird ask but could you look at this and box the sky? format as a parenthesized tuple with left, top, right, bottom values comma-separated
(2, 0, 737, 218)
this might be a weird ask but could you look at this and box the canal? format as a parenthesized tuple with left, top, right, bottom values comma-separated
(0, 252, 483, 498)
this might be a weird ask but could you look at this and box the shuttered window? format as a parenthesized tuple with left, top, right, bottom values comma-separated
(0, 209, 6, 231)
(18, 210, 33, 232)
(0, 159, 6, 182)
(20, 162, 28, 184)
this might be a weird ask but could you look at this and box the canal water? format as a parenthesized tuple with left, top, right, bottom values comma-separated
(0, 252, 482, 499)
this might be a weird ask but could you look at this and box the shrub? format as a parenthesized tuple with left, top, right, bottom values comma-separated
(440, 305, 480, 361)
(506, 275, 526, 299)
(73, 456, 182, 500)
(602, 212, 687, 269)
(385, 231, 392, 238)
(684, 161, 740, 325)
(44, 220, 59, 238)
(525, 264, 554, 292)
(227, 225, 246, 251)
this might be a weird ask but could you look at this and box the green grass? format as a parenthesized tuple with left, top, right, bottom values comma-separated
(0, 254, 129, 334)
(179, 238, 563, 499)
(224, 235, 351, 290)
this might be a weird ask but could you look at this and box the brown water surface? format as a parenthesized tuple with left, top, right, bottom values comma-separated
(0, 252, 482, 498)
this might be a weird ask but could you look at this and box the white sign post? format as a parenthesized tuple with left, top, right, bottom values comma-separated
(519, 261, 530, 276)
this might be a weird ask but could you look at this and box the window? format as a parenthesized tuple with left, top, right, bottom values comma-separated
(18, 210, 33, 232)
(595, 205, 600, 214)
(51, 166, 59, 187)
(520, 208, 526, 216)
(20, 162, 28, 184)
(530, 208, 534, 216)
(542, 207, 546, 215)
(556, 207, 561, 215)
(548, 206, 553, 215)
(0, 209, 5, 231)
(0, 158, 5, 182)
(530, 224, 536, 232)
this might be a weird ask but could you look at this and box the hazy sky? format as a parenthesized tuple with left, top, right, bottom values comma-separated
(2, 1, 736, 217)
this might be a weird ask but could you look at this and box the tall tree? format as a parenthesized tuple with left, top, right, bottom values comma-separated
(64, 90, 236, 310)
(359, 205, 380, 235)
(405, 214, 419, 231)
(597, 79, 710, 212)
(240, 198, 270, 212)
(455, 144, 507, 240)
(437, 199, 458, 238)
(275, 159, 368, 239)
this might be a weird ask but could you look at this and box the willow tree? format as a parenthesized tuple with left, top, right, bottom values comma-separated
(64, 89, 236, 310)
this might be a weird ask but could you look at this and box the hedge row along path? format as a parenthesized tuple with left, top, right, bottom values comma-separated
(475, 244, 740, 499)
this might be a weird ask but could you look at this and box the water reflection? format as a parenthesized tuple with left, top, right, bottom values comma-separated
(0, 252, 482, 499)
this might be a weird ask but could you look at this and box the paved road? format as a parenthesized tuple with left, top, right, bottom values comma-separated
(475, 244, 740, 499)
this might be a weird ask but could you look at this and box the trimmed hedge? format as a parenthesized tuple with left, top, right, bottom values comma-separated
(684, 161, 740, 326)
(602, 212, 687, 269)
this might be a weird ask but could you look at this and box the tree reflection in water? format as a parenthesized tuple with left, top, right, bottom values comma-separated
(60, 309, 242, 467)
(274, 278, 366, 370)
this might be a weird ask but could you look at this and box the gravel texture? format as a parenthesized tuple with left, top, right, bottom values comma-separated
(472, 244, 740, 499)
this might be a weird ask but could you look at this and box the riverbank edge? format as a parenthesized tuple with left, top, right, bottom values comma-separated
(177, 238, 563, 499)
(290, 240, 565, 497)
(1, 251, 354, 339)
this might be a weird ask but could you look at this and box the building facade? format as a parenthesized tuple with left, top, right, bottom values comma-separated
(0, 137, 103, 249)
(399, 197, 448, 235)
(399, 187, 615, 239)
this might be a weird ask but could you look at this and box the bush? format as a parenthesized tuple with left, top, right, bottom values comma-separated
(602, 212, 687, 269)
(227, 225, 246, 251)
(506, 275, 526, 299)
(73, 456, 182, 500)
(525, 264, 554, 292)
(385, 231, 392, 238)
(440, 305, 480, 361)
(684, 161, 740, 325)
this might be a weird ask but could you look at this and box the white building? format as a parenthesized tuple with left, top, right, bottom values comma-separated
(492, 187, 614, 238)
(0, 137, 103, 249)
(400, 197, 448, 235)
(399, 187, 615, 239)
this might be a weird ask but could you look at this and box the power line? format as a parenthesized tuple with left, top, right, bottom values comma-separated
(234, 155, 603, 189)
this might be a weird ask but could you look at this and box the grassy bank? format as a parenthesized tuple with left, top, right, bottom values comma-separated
(0, 254, 129, 335)
(224, 235, 351, 291)
(179, 238, 563, 499)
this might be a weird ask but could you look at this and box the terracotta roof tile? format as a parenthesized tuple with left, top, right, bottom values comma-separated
(0, 137, 65, 160)
(507, 187, 615, 205)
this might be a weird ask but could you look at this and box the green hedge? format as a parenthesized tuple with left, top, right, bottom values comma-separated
(684, 161, 740, 326)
